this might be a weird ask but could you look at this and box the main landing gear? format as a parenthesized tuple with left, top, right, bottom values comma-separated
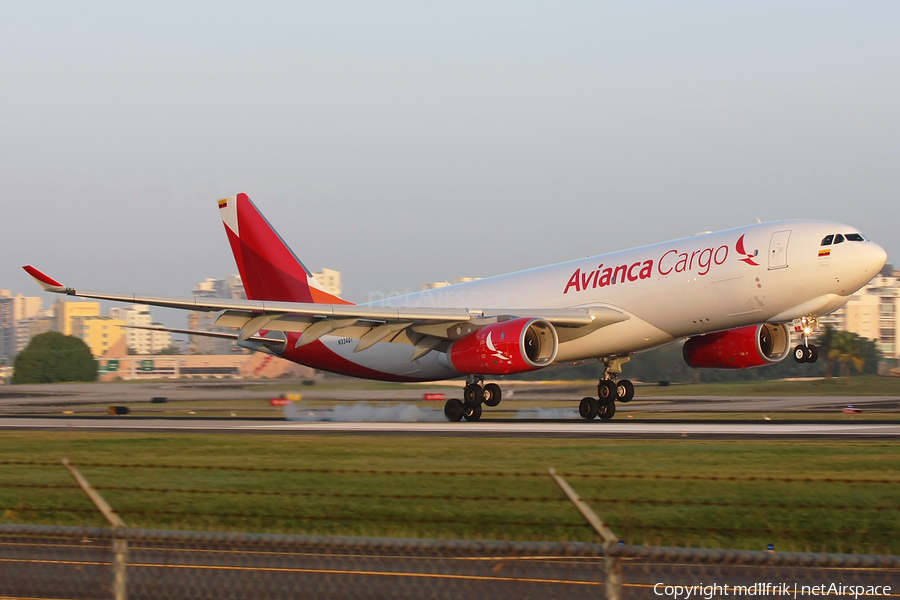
(793, 316, 819, 364)
(444, 378, 502, 422)
(579, 357, 633, 422)
(444, 358, 635, 423)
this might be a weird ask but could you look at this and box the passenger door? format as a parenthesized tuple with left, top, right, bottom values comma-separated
(768, 230, 791, 270)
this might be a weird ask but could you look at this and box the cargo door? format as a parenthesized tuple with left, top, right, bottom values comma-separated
(768, 230, 791, 270)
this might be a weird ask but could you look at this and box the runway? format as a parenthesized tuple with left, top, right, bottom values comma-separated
(2, 381, 898, 438)
(2, 416, 899, 438)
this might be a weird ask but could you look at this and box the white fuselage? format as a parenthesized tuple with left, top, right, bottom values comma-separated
(314, 220, 886, 381)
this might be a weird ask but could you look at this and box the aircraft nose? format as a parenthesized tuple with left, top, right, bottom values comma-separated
(868, 241, 888, 273)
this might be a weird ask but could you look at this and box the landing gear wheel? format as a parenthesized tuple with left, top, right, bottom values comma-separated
(444, 398, 464, 422)
(463, 402, 483, 422)
(463, 384, 484, 405)
(598, 399, 616, 421)
(807, 345, 819, 363)
(579, 397, 599, 420)
(616, 379, 635, 403)
(598, 380, 616, 401)
(483, 383, 502, 407)
(793, 345, 811, 363)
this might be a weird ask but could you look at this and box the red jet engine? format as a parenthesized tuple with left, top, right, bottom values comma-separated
(683, 323, 791, 369)
(448, 317, 558, 375)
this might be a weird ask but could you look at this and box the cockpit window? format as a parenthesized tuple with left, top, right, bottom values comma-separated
(821, 235, 834, 246)
(845, 233, 865, 241)
(834, 234, 845, 244)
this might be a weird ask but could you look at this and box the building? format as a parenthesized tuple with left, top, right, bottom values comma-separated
(97, 336, 314, 381)
(312, 268, 342, 297)
(15, 316, 54, 354)
(71, 315, 124, 357)
(820, 269, 899, 363)
(0, 291, 42, 321)
(192, 275, 245, 300)
(0, 291, 44, 361)
(421, 277, 481, 291)
(109, 305, 172, 354)
(189, 276, 247, 354)
(54, 300, 100, 336)
(0, 296, 12, 362)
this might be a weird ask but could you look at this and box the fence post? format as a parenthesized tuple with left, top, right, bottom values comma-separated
(62, 458, 127, 600)
(548, 467, 622, 600)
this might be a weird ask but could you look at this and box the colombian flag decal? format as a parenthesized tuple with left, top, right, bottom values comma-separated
(218, 199, 228, 209)
(818, 249, 831, 257)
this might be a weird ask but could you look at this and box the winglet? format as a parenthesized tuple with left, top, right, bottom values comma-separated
(22, 265, 70, 293)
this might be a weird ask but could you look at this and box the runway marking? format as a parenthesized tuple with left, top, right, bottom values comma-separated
(128, 561, 603, 586)
(3, 556, 897, 595)
(3, 543, 896, 573)
(0, 596, 78, 600)
(4, 418, 900, 438)
(0, 557, 108, 567)
(0, 540, 600, 565)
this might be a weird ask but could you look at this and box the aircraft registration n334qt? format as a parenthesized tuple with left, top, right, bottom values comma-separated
(25, 193, 887, 422)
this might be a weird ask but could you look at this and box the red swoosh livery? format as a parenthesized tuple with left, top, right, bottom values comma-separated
(735, 234, 760, 266)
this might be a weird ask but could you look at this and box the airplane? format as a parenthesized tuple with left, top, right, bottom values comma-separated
(24, 193, 887, 422)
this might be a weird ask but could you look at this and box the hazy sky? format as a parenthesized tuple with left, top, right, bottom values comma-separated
(2, 2, 898, 327)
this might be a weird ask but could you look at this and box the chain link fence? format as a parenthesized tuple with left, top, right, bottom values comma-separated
(1, 459, 898, 598)
(1, 524, 897, 599)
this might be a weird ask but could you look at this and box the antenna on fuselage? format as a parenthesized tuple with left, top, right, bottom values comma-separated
(756, 217, 762, 224)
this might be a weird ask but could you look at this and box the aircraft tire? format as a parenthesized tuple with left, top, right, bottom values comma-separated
(463, 402, 483, 422)
(463, 384, 485, 405)
(807, 345, 819, 363)
(598, 380, 616, 401)
(598, 399, 616, 421)
(793, 345, 810, 363)
(483, 383, 502, 407)
(444, 398, 464, 422)
(579, 397, 599, 420)
(616, 379, 635, 403)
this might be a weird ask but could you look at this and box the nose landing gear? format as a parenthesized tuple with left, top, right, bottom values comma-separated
(792, 316, 820, 363)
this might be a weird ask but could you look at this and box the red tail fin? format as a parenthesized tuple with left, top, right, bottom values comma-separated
(218, 193, 351, 304)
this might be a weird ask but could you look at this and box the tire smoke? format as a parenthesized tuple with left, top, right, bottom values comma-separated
(283, 402, 446, 422)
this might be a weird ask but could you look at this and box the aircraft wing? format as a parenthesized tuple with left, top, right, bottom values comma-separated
(24, 266, 629, 353)
(120, 324, 273, 342)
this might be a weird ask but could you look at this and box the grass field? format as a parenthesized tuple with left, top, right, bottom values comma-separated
(1, 432, 897, 555)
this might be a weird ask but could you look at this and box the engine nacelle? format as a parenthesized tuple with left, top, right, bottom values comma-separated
(683, 323, 791, 369)
(448, 317, 558, 375)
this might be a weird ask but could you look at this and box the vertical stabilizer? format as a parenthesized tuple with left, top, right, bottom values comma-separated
(218, 193, 351, 304)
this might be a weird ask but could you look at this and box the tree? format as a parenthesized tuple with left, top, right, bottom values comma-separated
(155, 345, 182, 355)
(814, 325, 838, 379)
(828, 330, 866, 378)
(12, 332, 98, 384)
